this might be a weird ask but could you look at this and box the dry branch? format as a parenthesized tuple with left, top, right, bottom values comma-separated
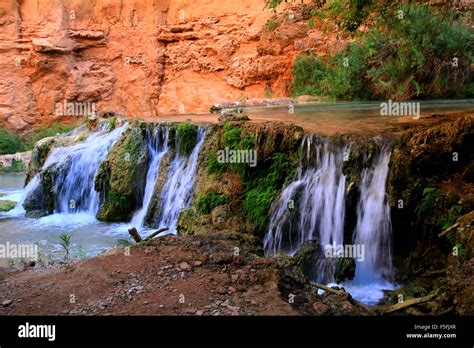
(384, 294, 436, 313)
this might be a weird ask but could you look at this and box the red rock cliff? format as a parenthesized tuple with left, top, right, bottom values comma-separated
(0, 0, 331, 130)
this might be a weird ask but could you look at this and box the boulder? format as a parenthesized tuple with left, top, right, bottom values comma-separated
(334, 258, 356, 283)
(292, 239, 322, 280)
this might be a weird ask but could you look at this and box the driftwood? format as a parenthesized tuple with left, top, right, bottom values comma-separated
(438, 222, 460, 237)
(128, 228, 142, 242)
(309, 281, 345, 295)
(128, 227, 170, 243)
(144, 227, 170, 241)
(309, 281, 375, 315)
(384, 294, 436, 313)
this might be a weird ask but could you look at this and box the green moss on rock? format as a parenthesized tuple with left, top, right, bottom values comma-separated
(0, 200, 16, 212)
(96, 124, 150, 222)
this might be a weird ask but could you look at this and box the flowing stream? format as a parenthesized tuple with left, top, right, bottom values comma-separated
(1, 120, 396, 304)
(0, 124, 206, 260)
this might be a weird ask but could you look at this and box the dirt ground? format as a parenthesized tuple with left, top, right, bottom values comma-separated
(0, 234, 298, 316)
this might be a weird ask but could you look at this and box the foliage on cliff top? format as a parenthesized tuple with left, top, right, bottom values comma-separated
(293, 4, 472, 100)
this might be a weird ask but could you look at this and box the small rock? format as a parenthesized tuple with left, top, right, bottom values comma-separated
(193, 261, 203, 267)
(233, 256, 244, 265)
(210, 253, 233, 265)
(195, 310, 205, 316)
(216, 287, 227, 295)
(184, 308, 196, 314)
(2, 300, 12, 307)
(228, 286, 237, 294)
(312, 302, 329, 315)
(179, 262, 191, 271)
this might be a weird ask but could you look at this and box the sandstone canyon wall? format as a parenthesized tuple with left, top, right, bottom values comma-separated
(0, 0, 331, 130)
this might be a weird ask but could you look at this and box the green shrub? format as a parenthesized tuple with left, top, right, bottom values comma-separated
(58, 233, 72, 262)
(415, 187, 443, 218)
(108, 117, 117, 131)
(208, 123, 256, 176)
(222, 123, 243, 149)
(0, 128, 24, 155)
(177, 123, 198, 155)
(195, 193, 230, 214)
(312, 0, 375, 32)
(264, 17, 279, 33)
(291, 54, 328, 96)
(27, 123, 75, 149)
(207, 152, 225, 175)
(0, 159, 27, 173)
(265, 0, 286, 10)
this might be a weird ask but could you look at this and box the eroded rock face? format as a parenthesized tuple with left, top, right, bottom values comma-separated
(0, 0, 336, 131)
(388, 115, 474, 256)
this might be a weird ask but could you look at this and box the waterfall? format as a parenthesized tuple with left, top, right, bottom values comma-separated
(154, 127, 206, 233)
(352, 145, 393, 282)
(264, 135, 393, 288)
(46, 124, 127, 214)
(130, 127, 170, 228)
(16, 124, 127, 217)
(263, 135, 347, 281)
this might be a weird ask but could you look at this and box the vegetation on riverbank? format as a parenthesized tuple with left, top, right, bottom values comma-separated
(291, 2, 472, 100)
(0, 123, 76, 156)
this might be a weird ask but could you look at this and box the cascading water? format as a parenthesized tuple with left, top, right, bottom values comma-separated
(130, 127, 170, 229)
(264, 135, 347, 281)
(9, 124, 127, 217)
(154, 127, 206, 233)
(264, 135, 395, 304)
(352, 145, 393, 283)
(45, 124, 128, 215)
(342, 144, 395, 305)
(264, 136, 346, 281)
